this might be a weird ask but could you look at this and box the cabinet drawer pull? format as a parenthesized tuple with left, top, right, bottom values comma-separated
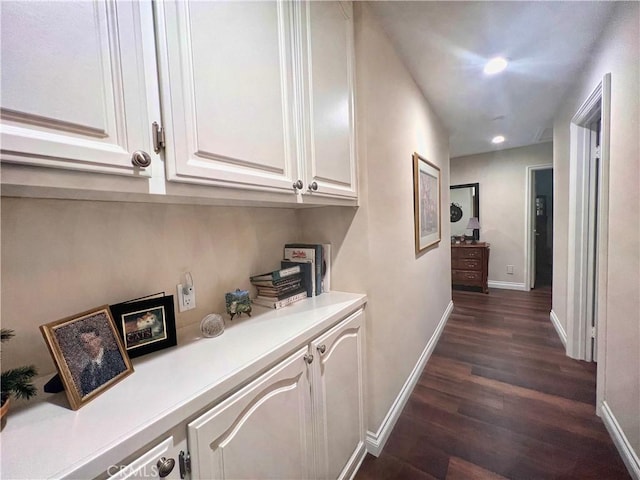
(293, 179, 304, 190)
(131, 150, 152, 168)
(317, 344, 326, 354)
(157, 457, 175, 478)
(308, 181, 318, 191)
(304, 354, 314, 364)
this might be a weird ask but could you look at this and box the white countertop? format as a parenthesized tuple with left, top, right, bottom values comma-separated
(0, 292, 367, 479)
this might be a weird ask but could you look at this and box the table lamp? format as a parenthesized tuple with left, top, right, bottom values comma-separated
(466, 217, 480, 244)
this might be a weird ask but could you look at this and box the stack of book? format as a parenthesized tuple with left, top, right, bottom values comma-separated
(283, 243, 331, 295)
(249, 265, 308, 309)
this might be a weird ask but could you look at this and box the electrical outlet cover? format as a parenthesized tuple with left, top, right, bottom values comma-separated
(177, 283, 196, 312)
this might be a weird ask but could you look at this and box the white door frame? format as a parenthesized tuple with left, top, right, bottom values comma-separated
(525, 164, 553, 291)
(566, 73, 610, 413)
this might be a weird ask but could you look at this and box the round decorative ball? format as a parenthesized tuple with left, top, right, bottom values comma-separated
(200, 313, 225, 338)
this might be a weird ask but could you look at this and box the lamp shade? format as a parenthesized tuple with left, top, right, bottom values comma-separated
(466, 217, 481, 230)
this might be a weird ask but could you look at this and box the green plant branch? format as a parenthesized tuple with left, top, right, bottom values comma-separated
(1, 366, 38, 400)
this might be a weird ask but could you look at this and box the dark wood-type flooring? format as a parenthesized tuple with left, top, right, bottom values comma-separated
(355, 287, 630, 479)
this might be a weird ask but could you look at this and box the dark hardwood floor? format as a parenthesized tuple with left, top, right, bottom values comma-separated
(355, 287, 630, 479)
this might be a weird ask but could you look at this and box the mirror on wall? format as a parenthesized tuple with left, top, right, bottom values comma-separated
(450, 183, 480, 240)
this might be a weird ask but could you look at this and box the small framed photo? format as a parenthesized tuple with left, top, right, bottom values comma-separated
(110, 295, 177, 359)
(40, 306, 133, 410)
(413, 152, 442, 253)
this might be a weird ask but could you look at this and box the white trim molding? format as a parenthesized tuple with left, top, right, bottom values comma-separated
(365, 300, 454, 456)
(566, 73, 611, 365)
(549, 310, 567, 347)
(487, 280, 527, 291)
(601, 401, 640, 479)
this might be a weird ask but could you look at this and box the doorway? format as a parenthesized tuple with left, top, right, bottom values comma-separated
(525, 164, 553, 292)
(533, 168, 553, 288)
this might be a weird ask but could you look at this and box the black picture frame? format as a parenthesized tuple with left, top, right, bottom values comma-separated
(110, 295, 177, 359)
(450, 182, 480, 241)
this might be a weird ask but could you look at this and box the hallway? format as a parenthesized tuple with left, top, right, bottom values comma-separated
(356, 288, 630, 479)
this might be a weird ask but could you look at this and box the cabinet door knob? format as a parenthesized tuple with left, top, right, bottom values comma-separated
(131, 150, 152, 168)
(317, 344, 326, 354)
(157, 457, 175, 478)
(304, 354, 314, 364)
(308, 181, 318, 191)
(293, 179, 303, 190)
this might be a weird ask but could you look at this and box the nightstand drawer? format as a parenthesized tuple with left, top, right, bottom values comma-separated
(452, 258, 481, 270)
(452, 269, 482, 284)
(457, 248, 482, 259)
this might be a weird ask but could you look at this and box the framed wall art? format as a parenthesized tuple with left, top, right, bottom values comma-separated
(413, 152, 441, 253)
(40, 306, 133, 410)
(110, 294, 177, 359)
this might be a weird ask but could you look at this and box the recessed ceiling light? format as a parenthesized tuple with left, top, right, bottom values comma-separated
(492, 135, 505, 144)
(484, 57, 508, 75)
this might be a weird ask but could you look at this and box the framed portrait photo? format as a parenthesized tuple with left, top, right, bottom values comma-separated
(40, 306, 133, 410)
(413, 152, 442, 253)
(110, 295, 177, 359)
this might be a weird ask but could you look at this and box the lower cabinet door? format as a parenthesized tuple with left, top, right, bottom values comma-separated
(187, 347, 314, 479)
(311, 308, 365, 480)
(105, 431, 185, 480)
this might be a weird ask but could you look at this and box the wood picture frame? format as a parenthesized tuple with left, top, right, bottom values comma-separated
(40, 306, 133, 410)
(110, 295, 177, 359)
(413, 152, 441, 253)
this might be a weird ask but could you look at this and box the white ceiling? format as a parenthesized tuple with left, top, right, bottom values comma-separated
(367, 1, 617, 158)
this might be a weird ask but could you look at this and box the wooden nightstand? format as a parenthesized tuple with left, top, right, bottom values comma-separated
(451, 242, 490, 294)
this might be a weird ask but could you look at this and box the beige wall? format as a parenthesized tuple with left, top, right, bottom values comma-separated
(553, 2, 639, 453)
(451, 142, 553, 286)
(1, 199, 299, 373)
(0, 2, 451, 445)
(299, 3, 451, 435)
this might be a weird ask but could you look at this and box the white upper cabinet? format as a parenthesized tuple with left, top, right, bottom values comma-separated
(1, 0, 357, 205)
(156, 1, 300, 193)
(0, 1, 159, 177)
(301, 1, 357, 199)
(156, 0, 357, 200)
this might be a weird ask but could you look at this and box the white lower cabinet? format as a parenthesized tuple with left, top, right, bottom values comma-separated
(187, 309, 365, 480)
(188, 347, 315, 480)
(104, 426, 187, 480)
(0, 294, 367, 480)
(311, 309, 365, 480)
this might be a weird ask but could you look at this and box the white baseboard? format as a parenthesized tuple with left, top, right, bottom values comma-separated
(365, 300, 454, 456)
(487, 280, 527, 291)
(601, 401, 640, 479)
(549, 310, 567, 347)
(345, 441, 367, 480)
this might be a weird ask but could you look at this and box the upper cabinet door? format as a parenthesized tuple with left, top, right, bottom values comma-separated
(0, 1, 158, 177)
(301, 1, 357, 199)
(156, 1, 300, 193)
